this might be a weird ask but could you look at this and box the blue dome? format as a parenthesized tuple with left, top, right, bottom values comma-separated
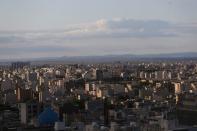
(38, 107, 59, 126)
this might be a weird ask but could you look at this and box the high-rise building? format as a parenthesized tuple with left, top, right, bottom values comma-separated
(11, 62, 30, 69)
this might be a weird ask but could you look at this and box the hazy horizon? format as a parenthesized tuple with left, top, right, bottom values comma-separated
(0, 0, 197, 59)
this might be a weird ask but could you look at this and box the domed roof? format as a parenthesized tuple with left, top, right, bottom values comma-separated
(38, 107, 59, 126)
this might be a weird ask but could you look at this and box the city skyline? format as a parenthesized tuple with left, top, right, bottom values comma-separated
(1, 1, 197, 130)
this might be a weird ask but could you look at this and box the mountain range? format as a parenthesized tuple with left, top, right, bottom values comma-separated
(1, 52, 197, 64)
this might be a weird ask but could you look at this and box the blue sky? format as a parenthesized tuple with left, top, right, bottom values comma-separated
(0, 0, 197, 59)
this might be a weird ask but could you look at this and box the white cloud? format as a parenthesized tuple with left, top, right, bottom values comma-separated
(0, 18, 196, 58)
(0, 18, 196, 44)
(61, 18, 175, 38)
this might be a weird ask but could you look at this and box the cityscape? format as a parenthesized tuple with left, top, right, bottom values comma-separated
(1, 59, 197, 131)
(0, 0, 197, 131)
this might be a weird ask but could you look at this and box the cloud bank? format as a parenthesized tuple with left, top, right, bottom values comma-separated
(0, 18, 196, 59)
(0, 18, 178, 43)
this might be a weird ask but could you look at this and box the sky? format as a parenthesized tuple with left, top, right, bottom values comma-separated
(0, 0, 197, 59)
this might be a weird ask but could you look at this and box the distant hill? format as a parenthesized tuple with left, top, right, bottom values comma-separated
(1, 52, 197, 64)
(57, 52, 197, 62)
